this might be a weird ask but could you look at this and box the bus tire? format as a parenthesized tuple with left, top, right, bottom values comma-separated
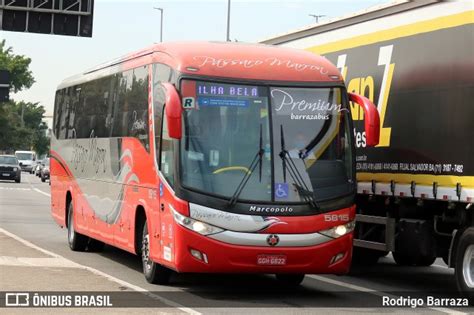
(142, 221, 172, 285)
(88, 238, 105, 252)
(67, 202, 88, 251)
(275, 274, 305, 286)
(454, 228, 474, 299)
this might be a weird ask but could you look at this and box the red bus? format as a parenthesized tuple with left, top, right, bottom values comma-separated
(51, 42, 380, 285)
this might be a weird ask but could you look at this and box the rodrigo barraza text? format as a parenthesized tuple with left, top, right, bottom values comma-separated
(382, 296, 469, 308)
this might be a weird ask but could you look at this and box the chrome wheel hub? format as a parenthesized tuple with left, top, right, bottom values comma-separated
(462, 244, 474, 288)
(142, 233, 151, 271)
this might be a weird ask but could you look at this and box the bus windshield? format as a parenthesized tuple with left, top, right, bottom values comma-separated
(270, 87, 353, 202)
(179, 80, 353, 204)
(180, 80, 272, 202)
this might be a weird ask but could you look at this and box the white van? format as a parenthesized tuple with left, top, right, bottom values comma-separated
(15, 150, 37, 173)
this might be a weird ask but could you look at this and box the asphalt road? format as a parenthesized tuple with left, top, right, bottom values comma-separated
(0, 173, 471, 314)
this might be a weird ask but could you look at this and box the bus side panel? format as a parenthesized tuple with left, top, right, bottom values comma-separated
(50, 136, 71, 227)
(107, 138, 157, 252)
(149, 177, 190, 270)
(50, 155, 67, 227)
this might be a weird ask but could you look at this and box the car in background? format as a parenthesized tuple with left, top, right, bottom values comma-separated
(15, 150, 37, 173)
(40, 158, 50, 182)
(0, 155, 21, 183)
(35, 157, 47, 177)
(34, 162, 42, 177)
(33, 155, 46, 176)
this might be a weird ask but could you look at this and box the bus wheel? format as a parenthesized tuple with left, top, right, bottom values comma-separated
(275, 274, 305, 286)
(142, 221, 172, 285)
(455, 228, 474, 299)
(88, 239, 105, 252)
(67, 202, 88, 251)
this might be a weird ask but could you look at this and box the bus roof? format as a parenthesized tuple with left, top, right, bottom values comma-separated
(57, 41, 343, 89)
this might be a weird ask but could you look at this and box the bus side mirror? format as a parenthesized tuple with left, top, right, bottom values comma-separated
(348, 93, 380, 147)
(163, 83, 182, 139)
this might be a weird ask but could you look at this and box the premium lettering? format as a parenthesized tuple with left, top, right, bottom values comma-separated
(271, 89, 342, 113)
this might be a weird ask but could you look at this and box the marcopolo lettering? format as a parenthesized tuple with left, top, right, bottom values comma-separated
(249, 206, 294, 213)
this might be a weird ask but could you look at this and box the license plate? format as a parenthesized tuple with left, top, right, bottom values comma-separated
(2, 173, 10, 176)
(257, 254, 287, 266)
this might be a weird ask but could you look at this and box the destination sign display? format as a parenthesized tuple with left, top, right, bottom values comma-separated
(196, 82, 260, 98)
(196, 81, 264, 108)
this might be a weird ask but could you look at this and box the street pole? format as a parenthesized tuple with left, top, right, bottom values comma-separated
(154, 7, 164, 42)
(309, 14, 325, 23)
(226, 0, 231, 41)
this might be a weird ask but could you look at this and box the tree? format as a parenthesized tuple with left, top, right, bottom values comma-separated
(0, 101, 49, 155)
(0, 40, 35, 93)
(0, 41, 49, 156)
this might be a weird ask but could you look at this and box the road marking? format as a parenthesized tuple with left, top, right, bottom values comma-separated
(0, 227, 201, 315)
(433, 264, 449, 268)
(0, 187, 31, 191)
(33, 188, 51, 197)
(22, 173, 52, 197)
(0, 256, 78, 268)
(308, 275, 467, 315)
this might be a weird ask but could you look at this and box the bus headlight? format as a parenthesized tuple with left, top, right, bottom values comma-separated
(319, 221, 355, 238)
(171, 207, 223, 236)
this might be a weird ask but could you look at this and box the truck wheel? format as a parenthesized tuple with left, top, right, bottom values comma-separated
(393, 252, 416, 266)
(67, 202, 89, 251)
(142, 221, 172, 284)
(393, 252, 436, 266)
(15, 178, 21, 183)
(442, 255, 449, 267)
(454, 228, 474, 298)
(352, 248, 384, 265)
(415, 255, 436, 267)
(275, 274, 305, 286)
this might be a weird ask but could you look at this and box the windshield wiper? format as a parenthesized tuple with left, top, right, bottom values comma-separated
(279, 125, 319, 210)
(228, 124, 264, 208)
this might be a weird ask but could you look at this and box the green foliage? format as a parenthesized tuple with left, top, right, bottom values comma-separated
(0, 101, 49, 155)
(0, 40, 35, 93)
(0, 41, 48, 155)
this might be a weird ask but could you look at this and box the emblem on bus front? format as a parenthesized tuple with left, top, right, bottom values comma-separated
(266, 234, 280, 246)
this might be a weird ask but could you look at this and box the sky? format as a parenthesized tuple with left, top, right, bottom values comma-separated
(1, 0, 389, 116)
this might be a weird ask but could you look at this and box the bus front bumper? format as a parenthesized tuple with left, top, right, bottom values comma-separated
(168, 224, 353, 274)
